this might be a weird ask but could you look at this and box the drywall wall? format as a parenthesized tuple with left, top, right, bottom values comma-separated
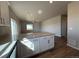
(33, 22, 41, 32)
(20, 20, 33, 33)
(20, 20, 41, 33)
(67, 2, 79, 50)
(41, 15, 61, 37)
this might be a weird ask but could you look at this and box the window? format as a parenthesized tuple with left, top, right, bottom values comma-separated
(26, 24, 33, 30)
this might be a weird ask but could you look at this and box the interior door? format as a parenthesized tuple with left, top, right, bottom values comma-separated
(61, 15, 67, 38)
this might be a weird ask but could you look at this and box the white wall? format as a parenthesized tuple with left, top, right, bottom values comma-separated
(67, 2, 79, 50)
(33, 22, 41, 32)
(41, 15, 61, 37)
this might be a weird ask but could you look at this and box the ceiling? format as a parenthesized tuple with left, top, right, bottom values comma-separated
(9, 1, 70, 22)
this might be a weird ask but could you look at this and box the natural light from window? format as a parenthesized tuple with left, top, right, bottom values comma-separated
(26, 24, 33, 30)
(21, 38, 34, 51)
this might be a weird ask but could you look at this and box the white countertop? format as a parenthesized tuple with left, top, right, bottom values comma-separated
(20, 32, 54, 39)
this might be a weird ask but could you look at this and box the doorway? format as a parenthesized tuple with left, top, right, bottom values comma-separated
(61, 15, 67, 39)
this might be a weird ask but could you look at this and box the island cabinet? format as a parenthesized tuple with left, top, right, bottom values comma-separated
(30, 35, 54, 55)
(16, 38, 39, 58)
(17, 34, 54, 58)
(31, 35, 54, 57)
(39, 37, 49, 52)
(32, 38, 39, 54)
(39, 35, 54, 53)
(47, 35, 54, 49)
(0, 2, 10, 26)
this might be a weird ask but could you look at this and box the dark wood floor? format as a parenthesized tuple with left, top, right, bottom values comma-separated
(32, 37, 79, 58)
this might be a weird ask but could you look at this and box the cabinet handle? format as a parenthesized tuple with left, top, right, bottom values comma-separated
(1, 17, 2, 24)
(0, 17, 5, 24)
(48, 40, 50, 44)
(1, 17, 4, 24)
(0, 18, 1, 24)
(3, 18, 5, 24)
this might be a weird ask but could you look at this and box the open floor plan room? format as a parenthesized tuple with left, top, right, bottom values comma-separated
(0, 1, 79, 58)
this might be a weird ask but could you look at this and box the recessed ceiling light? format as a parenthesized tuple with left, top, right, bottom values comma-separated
(7, 2, 10, 6)
(38, 10, 42, 14)
(49, 0, 53, 3)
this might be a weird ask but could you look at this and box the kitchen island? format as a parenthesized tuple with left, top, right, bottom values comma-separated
(17, 32, 54, 58)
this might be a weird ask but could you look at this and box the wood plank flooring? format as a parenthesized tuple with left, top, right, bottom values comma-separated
(31, 37, 79, 58)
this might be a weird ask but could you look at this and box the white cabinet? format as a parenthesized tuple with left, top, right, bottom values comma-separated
(19, 35, 54, 57)
(20, 38, 39, 57)
(20, 39, 34, 57)
(39, 35, 54, 52)
(47, 35, 54, 49)
(32, 38, 39, 54)
(39, 37, 49, 52)
(0, 1, 10, 26)
(22, 38, 39, 54)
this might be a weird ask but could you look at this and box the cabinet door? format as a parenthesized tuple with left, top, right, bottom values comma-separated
(32, 38, 39, 54)
(47, 35, 54, 49)
(0, 2, 9, 26)
(39, 37, 48, 52)
(18, 40, 34, 57)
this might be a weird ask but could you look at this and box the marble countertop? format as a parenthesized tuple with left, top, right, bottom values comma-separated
(20, 32, 54, 39)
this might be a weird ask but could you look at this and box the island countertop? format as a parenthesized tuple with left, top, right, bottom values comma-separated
(20, 32, 54, 39)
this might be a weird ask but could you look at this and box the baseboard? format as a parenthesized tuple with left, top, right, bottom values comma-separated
(67, 43, 79, 50)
